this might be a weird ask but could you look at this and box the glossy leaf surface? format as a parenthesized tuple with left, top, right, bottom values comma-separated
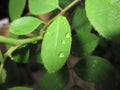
(9, 0, 26, 20)
(71, 32, 99, 57)
(41, 16, 72, 73)
(10, 16, 43, 35)
(74, 56, 115, 83)
(29, 0, 59, 14)
(85, 0, 120, 43)
(72, 7, 92, 33)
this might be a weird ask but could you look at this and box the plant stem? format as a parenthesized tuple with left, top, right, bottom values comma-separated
(0, 35, 42, 45)
(60, 0, 80, 15)
(4, 45, 21, 58)
(39, 0, 80, 36)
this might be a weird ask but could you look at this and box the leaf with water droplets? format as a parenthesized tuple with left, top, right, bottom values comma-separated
(41, 16, 72, 73)
(74, 56, 115, 83)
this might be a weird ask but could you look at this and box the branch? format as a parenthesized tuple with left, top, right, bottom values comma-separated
(40, 0, 80, 36)
(0, 35, 42, 45)
(60, 0, 80, 15)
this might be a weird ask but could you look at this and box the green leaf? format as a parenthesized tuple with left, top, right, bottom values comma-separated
(29, 0, 59, 15)
(41, 67, 69, 90)
(12, 46, 30, 63)
(10, 16, 43, 35)
(9, 0, 26, 21)
(0, 68, 6, 84)
(70, 86, 84, 90)
(74, 56, 115, 83)
(0, 51, 4, 63)
(7, 87, 32, 90)
(85, 0, 120, 43)
(59, 0, 72, 8)
(41, 16, 72, 73)
(72, 7, 92, 33)
(71, 32, 99, 57)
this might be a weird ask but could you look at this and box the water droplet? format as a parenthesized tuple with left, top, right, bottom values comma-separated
(46, 32, 49, 35)
(61, 40, 65, 44)
(63, 22, 66, 25)
(65, 32, 71, 38)
(59, 52, 65, 58)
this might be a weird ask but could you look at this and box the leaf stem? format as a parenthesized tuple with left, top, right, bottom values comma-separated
(0, 35, 42, 45)
(60, 0, 80, 15)
(39, 0, 80, 36)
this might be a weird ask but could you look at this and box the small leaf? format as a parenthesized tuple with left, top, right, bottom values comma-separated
(10, 16, 43, 35)
(70, 85, 84, 90)
(0, 68, 6, 84)
(9, 0, 26, 20)
(85, 0, 120, 43)
(41, 67, 69, 90)
(12, 46, 30, 63)
(29, 0, 59, 15)
(72, 7, 92, 33)
(7, 87, 32, 90)
(71, 32, 99, 57)
(41, 16, 72, 73)
(74, 56, 115, 83)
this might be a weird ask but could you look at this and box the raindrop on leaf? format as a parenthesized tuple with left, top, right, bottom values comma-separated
(59, 52, 65, 58)
(65, 32, 71, 38)
(61, 40, 66, 45)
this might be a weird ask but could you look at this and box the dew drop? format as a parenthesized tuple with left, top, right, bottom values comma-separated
(63, 22, 66, 25)
(65, 32, 71, 38)
(61, 40, 65, 44)
(46, 32, 49, 35)
(59, 52, 65, 58)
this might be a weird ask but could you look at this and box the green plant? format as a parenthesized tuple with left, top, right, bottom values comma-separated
(0, 0, 120, 90)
